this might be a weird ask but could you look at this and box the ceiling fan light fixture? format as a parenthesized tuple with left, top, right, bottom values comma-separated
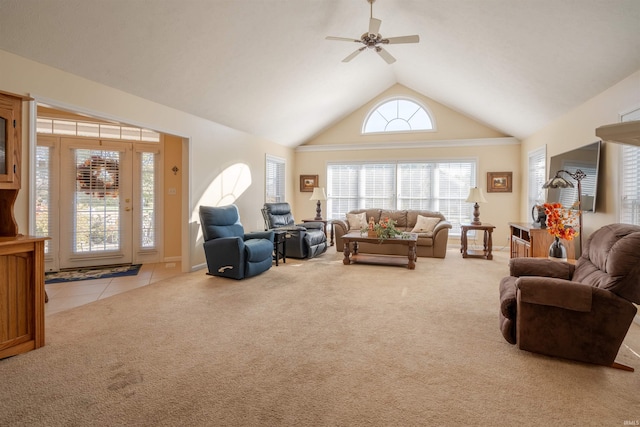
(325, 0, 419, 64)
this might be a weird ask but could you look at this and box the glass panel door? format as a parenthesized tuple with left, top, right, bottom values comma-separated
(59, 139, 132, 268)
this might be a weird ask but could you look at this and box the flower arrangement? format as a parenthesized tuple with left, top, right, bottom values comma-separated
(362, 217, 405, 241)
(543, 202, 579, 241)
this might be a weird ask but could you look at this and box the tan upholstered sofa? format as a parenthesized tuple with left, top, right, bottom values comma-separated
(332, 209, 452, 258)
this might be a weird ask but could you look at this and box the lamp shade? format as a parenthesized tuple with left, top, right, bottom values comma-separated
(309, 187, 327, 201)
(465, 187, 487, 203)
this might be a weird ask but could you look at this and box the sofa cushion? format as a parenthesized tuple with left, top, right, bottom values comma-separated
(411, 215, 440, 233)
(346, 212, 367, 230)
(406, 210, 445, 227)
(381, 210, 408, 228)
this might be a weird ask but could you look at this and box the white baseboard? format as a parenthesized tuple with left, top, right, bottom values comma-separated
(191, 263, 207, 273)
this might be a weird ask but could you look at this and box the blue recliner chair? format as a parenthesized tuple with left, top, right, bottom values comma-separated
(262, 202, 327, 259)
(199, 205, 274, 280)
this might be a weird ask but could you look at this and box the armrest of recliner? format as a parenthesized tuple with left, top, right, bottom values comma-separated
(202, 237, 246, 278)
(245, 230, 274, 243)
(516, 277, 592, 312)
(297, 221, 323, 230)
(203, 236, 244, 251)
(509, 258, 575, 279)
(515, 276, 638, 366)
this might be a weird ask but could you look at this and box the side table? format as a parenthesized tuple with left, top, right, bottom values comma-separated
(273, 230, 286, 266)
(460, 223, 496, 260)
(301, 218, 334, 246)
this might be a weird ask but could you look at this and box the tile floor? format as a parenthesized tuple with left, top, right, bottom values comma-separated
(44, 262, 184, 316)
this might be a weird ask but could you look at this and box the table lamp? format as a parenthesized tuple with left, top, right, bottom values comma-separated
(466, 187, 487, 225)
(309, 187, 327, 220)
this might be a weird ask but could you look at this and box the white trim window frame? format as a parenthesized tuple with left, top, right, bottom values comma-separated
(265, 154, 286, 203)
(326, 159, 477, 235)
(362, 97, 436, 135)
(620, 108, 640, 225)
(528, 146, 546, 216)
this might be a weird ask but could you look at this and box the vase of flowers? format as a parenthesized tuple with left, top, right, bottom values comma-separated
(362, 217, 403, 242)
(543, 202, 579, 261)
(548, 236, 567, 261)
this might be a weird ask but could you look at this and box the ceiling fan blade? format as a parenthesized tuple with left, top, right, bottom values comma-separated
(369, 17, 381, 35)
(342, 47, 367, 62)
(384, 35, 420, 44)
(376, 47, 396, 64)
(326, 36, 361, 43)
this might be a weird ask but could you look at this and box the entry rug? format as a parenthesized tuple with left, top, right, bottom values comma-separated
(45, 264, 142, 284)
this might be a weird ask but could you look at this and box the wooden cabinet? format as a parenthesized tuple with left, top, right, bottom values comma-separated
(0, 90, 31, 237)
(0, 236, 47, 359)
(509, 222, 575, 260)
(0, 91, 45, 359)
(0, 91, 22, 190)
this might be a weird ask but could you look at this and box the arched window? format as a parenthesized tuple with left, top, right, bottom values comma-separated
(362, 98, 434, 134)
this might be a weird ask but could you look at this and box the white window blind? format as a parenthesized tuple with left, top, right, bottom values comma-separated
(327, 160, 476, 235)
(265, 155, 285, 203)
(621, 108, 640, 225)
(35, 144, 52, 254)
(528, 146, 546, 212)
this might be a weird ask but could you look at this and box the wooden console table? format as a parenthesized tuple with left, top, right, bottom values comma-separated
(509, 222, 575, 260)
(0, 235, 48, 359)
(460, 223, 495, 260)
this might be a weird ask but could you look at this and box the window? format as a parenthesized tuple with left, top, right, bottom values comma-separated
(35, 144, 53, 254)
(37, 117, 160, 142)
(327, 160, 476, 234)
(528, 146, 546, 214)
(139, 151, 157, 248)
(265, 155, 285, 203)
(363, 98, 434, 134)
(621, 108, 640, 225)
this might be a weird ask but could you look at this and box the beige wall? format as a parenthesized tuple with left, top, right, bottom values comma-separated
(163, 134, 183, 260)
(520, 69, 640, 240)
(308, 84, 508, 145)
(295, 84, 520, 248)
(5, 45, 636, 267)
(2, 49, 295, 271)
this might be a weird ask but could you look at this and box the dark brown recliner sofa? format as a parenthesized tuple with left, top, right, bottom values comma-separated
(499, 223, 640, 370)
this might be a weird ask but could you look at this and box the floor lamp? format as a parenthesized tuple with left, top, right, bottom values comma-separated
(543, 169, 586, 254)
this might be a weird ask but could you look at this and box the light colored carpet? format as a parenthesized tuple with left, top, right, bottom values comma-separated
(1, 248, 638, 426)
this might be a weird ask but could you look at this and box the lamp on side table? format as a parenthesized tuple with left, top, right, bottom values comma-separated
(309, 187, 327, 220)
(466, 187, 488, 225)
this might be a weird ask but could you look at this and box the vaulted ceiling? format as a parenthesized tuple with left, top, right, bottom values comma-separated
(1, 0, 639, 147)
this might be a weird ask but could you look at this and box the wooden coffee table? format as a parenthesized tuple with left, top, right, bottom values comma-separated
(341, 232, 418, 269)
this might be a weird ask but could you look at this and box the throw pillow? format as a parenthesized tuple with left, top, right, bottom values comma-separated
(411, 215, 440, 233)
(346, 212, 367, 230)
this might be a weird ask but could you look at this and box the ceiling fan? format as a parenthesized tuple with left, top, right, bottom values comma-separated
(325, 0, 419, 64)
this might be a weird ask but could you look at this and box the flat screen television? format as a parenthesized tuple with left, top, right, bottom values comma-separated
(546, 141, 601, 213)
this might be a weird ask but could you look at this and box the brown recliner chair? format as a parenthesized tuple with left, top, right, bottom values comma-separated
(499, 223, 640, 371)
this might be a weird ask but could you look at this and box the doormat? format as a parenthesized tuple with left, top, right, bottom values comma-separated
(45, 264, 142, 284)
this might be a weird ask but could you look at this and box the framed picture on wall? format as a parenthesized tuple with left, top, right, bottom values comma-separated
(487, 172, 512, 193)
(300, 175, 318, 192)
